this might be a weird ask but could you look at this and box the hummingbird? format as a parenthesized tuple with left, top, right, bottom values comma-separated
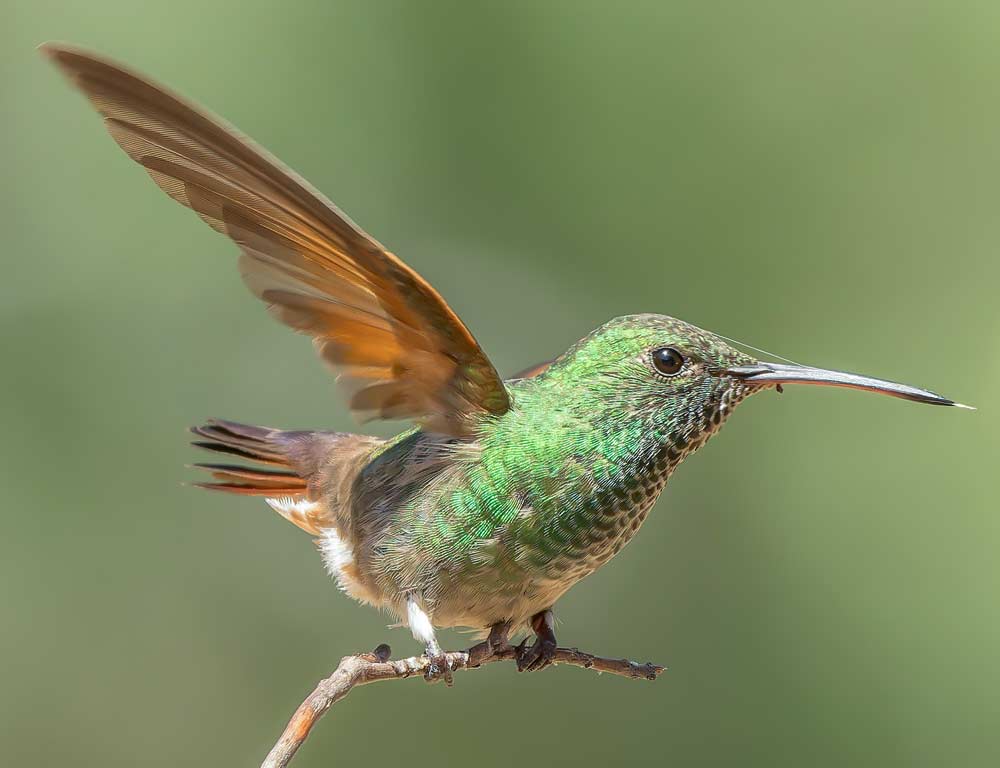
(44, 43, 970, 681)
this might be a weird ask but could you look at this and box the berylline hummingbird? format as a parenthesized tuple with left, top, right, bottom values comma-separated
(43, 44, 971, 680)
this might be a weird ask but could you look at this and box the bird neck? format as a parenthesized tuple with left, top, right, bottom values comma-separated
(491, 368, 743, 504)
(490, 377, 682, 500)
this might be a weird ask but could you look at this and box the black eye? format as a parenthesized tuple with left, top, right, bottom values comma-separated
(651, 347, 685, 376)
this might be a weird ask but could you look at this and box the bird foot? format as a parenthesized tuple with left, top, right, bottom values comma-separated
(466, 621, 513, 667)
(514, 635, 557, 672)
(423, 651, 454, 686)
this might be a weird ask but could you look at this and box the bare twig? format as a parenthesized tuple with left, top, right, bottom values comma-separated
(261, 642, 664, 768)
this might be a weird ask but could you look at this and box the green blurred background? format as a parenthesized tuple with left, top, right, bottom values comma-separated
(4, 2, 998, 766)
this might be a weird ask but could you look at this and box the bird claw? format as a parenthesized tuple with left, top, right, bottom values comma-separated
(423, 652, 454, 686)
(515, 635, 557, 672)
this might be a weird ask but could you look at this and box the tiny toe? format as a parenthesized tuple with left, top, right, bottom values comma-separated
(439, 656, 454, 686)
(513, 639, 529, 672)
(423, 658, 439, 683)
(515, 644, 537, 673)
(526, 653, 550, 672)
(423, 653, 455, 686)
(522, 640, 557, 672)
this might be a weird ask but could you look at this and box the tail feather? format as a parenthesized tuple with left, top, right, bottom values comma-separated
(190, 418, 378, 535)
(190, 419, 310, 496)
(190, 440, 286, 466)
(192, 463, 307, 494)
(190, 420, 288, 465)
(194, 482, 308, 496)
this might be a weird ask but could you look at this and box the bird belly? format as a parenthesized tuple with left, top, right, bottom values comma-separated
(326, 430, 678, 636)
(417, 474, 670, 633)
(429, 574, 578, 635)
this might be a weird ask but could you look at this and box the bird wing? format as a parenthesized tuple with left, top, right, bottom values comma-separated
(43, 43, 510, 436)
(509, 360, 554, 380)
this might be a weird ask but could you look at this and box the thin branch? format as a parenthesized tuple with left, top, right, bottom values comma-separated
(261, 642, 664, 768)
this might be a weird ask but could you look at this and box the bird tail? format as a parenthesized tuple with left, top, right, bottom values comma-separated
(191, 419, 381, 535)
(190, 419, 308, 494)
(189, 418, 355, 534)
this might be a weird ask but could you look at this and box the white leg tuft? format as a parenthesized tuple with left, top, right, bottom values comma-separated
(406, 597, 439, 653)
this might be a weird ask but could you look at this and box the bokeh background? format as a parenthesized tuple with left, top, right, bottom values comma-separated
(4, 2, 998, 766)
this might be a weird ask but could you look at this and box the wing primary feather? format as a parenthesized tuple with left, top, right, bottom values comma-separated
(42, 42, 511, 435)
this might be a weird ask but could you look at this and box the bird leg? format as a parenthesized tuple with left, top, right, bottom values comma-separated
(466, 621, 513, 667)
(484, 620, 512, 655)
(515, 609, 557, 672)
(422, 637, 454, 686)
(406, 597, 453, 686)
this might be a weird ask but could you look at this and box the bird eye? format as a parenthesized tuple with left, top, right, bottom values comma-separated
(651, 347, 685, 376)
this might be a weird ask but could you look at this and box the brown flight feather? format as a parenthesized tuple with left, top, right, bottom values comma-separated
(42, 43, 510, 436)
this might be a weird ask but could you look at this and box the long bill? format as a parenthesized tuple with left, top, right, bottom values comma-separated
(726, 362, 974, 409)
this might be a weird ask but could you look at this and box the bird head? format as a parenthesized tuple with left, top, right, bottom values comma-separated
(532, 314, 968, 460)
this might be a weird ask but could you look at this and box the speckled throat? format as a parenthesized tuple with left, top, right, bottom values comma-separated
(496, 375, 755, 591)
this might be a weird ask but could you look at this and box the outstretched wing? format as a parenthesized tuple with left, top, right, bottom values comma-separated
(43, 43, 510, 435)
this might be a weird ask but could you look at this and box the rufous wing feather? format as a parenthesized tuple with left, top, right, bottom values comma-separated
(42, 43, 510, 435)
